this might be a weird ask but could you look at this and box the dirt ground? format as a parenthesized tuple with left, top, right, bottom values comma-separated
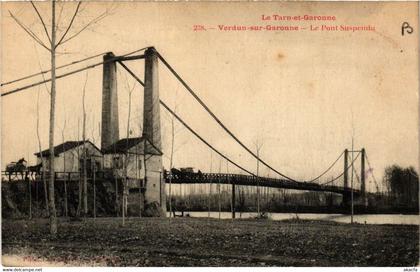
(2, 217, 419, 267)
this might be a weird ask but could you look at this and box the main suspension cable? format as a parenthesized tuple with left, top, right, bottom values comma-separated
(321, 151, 361, 186)
(119, 57, 346, 185)
(1, 47, 148, 97)
(157, 51, 347, 184)
(307, 151, 344, 183)
(1, 51, 106, 87)
(160, 100, 257, 177)
(116, 61, 257, 177)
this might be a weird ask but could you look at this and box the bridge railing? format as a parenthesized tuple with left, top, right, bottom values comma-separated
(1, 170, 113, 183)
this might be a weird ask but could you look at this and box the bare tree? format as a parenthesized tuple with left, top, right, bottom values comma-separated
(82, 72, 89, 217)
(254, 138, 264, 216)
(122, 73, 136, 226)
(168, 105, 176, 219)
(208, 150, 213, 218)
(61, 115, 68, 217)
(9, 1, 112, 234)
(36, 86, 49, 217)
(162, 88, 185, 219)
(76, 118, 82, 217)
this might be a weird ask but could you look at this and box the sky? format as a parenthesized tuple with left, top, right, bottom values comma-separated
(1, 1, 419, 192)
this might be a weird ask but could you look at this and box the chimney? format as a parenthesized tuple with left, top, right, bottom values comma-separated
(101, 52, 119, 150)
(143, 47, 161, 150)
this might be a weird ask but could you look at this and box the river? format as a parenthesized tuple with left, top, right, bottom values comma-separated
(167, 211, 419, 225)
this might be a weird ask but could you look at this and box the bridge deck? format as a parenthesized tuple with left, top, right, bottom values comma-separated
(1, 171, 360, 196)
(165, 172, 360, 195)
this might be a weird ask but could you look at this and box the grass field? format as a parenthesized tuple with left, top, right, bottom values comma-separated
(2, 217, 419, 266)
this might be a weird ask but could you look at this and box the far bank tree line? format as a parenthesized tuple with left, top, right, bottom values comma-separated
(168, 164, 419, 214)
(383, 165, 419, 209)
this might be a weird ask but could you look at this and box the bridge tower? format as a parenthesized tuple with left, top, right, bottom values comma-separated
(142, 47, 166, 216)
(343, 148, 350, 207)
(101, 52, 119, 150)
(101, 48, 166, 217)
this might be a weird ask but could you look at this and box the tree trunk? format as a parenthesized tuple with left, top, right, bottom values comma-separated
(169, 116, 175, 219)
(36, 89, 49, 216)
(76, 119, 82, 217)
(64, 175, 68, 217)
(82, 113, 87, 216)
(62, 128, 67, 217)
(28, 176, 32, 219)
(256, 149, 260, 215)
(93, 163, 96, 219)
(82, 72, 88, 216)
(48, 0, 58, 235)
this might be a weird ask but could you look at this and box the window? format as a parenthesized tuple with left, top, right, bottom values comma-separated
(112, 156, 123, 169)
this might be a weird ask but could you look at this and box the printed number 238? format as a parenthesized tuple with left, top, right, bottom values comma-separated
(193, 25, 206, 31)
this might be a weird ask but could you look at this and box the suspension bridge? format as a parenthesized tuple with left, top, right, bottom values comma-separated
(1, 46, 380, 216)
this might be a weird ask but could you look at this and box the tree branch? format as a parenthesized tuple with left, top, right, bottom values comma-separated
(55, 2, 65, 32)
(57, 9, 109, 46)
(9, 10, 51, 52)
(33, 42, 51, 95)
(30, 1, 52, 44)
(55, 2, 81, 47)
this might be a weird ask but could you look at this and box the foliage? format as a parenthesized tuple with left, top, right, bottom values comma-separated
(383, 165, 419, 208)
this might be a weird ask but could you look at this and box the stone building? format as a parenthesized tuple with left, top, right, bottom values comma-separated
(34, 140, 103, 178)
(102, 137, 164, 215)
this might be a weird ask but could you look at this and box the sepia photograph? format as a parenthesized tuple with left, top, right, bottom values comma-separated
(0, 0, 419, 268)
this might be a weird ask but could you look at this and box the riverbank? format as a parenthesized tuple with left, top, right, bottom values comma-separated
(2, 217, 418, 266)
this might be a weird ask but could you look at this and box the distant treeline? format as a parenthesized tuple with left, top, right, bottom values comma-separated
(167, 164, 419, 215)
(383, 165, 419, 209)
(168, 187, 419, 215)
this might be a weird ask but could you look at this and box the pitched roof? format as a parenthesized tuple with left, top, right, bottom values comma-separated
(34, 140, 101, 157)
(102, 137, 162, 155)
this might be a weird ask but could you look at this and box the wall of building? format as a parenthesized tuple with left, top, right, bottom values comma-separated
(36, 143, 103, 179)
(102, 142, 165, 213)
(144, 155, 165, 210)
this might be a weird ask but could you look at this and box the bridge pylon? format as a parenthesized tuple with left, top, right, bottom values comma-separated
(343, 149, 351, 207)
(142, 47, 166, 216)
(101, 52, 119, 150)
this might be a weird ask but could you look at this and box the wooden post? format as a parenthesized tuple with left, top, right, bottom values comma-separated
(232, 182, 236, 219)
(93, 165, 96, 219)
(139, 179, 142, 218)
(122, 177, 125, 226)
(136, 154, 142, 218)
(360, 148, 367, 207)
(64, 173, 69, 217)
(122, 155, 126, 225)
(350, 141, 354, 223)
(208, 182, 212, 218)
(35, 178, 38, 207)
(159, 172, 162, 207)
(27, 176, 32, 219)
(115, 176, 119, 216)
(218, 179, 221, 220)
